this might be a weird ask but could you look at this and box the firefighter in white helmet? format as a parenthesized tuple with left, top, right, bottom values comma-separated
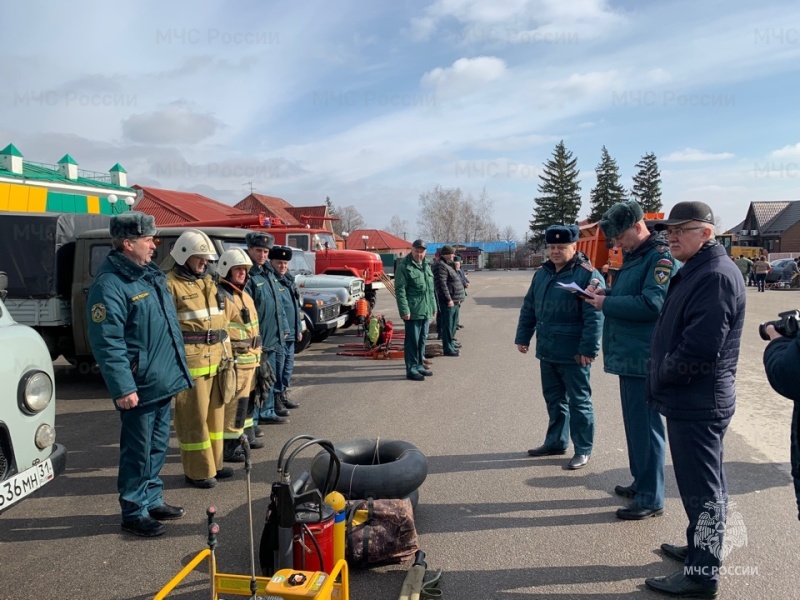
(165, 230, 232, 488)
(216, 248, 264, 462)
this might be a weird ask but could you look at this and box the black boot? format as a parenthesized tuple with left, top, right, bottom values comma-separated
(281, 390, 299, 409)
(274, 392, 290, 417)
(244, 427, 265, 449)
(223, 439, 245, 463)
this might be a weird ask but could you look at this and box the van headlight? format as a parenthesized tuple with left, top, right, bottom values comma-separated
(35, 424, 56, 449)
(18, 371, 54, 414)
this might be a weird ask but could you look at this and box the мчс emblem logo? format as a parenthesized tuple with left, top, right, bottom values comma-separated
(694, 497, 747, 560)
(91, 303, 107, 323)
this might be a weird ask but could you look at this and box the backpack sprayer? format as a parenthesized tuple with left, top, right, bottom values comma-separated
(260, 435, 345, 577)
(154, 434, 350, 600)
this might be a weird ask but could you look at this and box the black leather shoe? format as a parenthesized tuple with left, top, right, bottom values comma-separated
(568, 454, 590, 470)
(185, 475, 217, 489)
(274, 407, 290, 417)
(457, 324, 464, 329)
(253, 426, 265, 438)
(661, 543, 689, 563)
(407, 372, 425, 381)
(614, 484, 636, 499)
(443, 350, 461, 357)
(149, 503, 185, 521)
(216, 467, 234, 479)
(645, 571, 718, 598)
(282, 397, 300, 409)
(121, 516, 166, 537)
(259, 415, 289, 424)
(420, 369, 433, 376)
(616, 505, 663, 520)
(527, 445, 568, 457)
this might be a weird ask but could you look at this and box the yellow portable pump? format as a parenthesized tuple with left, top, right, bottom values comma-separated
(154, 435, 349, 600)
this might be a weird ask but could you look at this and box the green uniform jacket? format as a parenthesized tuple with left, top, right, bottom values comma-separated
(247, 263, 287, 352)
(601, 234, 677, 377)
(515, 253, 604, 363)
(87, 250, 192, 407)
(394, 254, 436, 319)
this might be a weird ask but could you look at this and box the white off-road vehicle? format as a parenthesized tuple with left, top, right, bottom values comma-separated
(0, 273, 66, 513)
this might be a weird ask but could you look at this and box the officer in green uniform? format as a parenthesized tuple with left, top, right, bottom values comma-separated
(585, 200, 678, 520)
(395, 239, 436, 381)
(515, 225, 604, 470)
(88, 212, 193, 537)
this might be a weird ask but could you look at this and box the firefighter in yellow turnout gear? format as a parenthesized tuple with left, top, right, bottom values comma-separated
(165, 230, 232, 488)
(216, 249, 264, 462)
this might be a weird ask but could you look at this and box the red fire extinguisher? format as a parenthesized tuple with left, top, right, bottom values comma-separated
(293, 501, 336, 573)
(260, 435, 341, 576)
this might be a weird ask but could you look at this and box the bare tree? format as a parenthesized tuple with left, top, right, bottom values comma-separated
(335, 205, 365, 236)
(385, 215, 410, 239)
(500, 226, 516, 242)
(417, 185, 500, 243)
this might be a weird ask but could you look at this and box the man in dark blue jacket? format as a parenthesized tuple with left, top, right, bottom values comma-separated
(586, 200, 677, 520)
(432, 245, 465, 356)
(246, 232, 288, 424)
(515, 225, 604, 470)
(88, 212, 193, 537)
(644, 202, 745, 599)
(762, 319, 800, 522)
(270, 245, 303, 411)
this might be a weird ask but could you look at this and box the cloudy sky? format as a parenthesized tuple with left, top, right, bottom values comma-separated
(1, 0, 799, 237)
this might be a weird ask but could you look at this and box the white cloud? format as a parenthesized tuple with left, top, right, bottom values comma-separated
(663, 148, 735, 162)
(769, 143, 800, 159)
(122, 103, 224, 145)
(414, 0, 627, 43)
(421, 56, 507, 99)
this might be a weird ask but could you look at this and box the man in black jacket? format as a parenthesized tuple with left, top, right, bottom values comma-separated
(644, 202, 746, 599)
(432, 245, 465, 356)
(762, 320, 800, 521)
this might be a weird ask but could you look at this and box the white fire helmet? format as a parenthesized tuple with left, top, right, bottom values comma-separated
(170, 229, 219, 265)
(217, 247, 253, 278)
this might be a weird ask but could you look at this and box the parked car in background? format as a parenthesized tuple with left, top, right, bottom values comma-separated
(765, 258, 796, 284)
(289, 249, 365, 328)
(0, 274, 67, 514)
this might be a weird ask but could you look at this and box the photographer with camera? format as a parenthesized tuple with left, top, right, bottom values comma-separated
(762, 310, 800, 522)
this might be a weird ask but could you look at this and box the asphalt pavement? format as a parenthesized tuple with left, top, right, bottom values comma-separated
(1, 270, 798, 599)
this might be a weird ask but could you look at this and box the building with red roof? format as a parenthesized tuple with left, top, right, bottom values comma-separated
(133, 185, 252, 225)
(346, 229, 412, 254)
(234, 193, 334, 232)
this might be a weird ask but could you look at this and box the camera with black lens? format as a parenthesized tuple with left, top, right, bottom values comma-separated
(759, 309, 800, 341)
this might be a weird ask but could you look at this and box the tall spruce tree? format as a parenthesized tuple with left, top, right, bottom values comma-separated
(588, 146, 627, 222)
(631, 152, 662, 213)
(529, 140, 582, 246)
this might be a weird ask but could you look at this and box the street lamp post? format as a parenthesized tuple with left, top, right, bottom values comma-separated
(361, 234, 369, 250)
(107, 194, 135, 214)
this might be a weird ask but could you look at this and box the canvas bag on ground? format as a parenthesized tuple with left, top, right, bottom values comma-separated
(345, 497, 419, 567)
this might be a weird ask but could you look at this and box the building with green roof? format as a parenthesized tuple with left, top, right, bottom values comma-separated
(0, 143, 137, 215)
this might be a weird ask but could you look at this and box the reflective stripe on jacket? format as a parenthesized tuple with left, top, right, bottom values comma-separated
(166, 267, 229, 378)
(218, 279, 261, 369)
